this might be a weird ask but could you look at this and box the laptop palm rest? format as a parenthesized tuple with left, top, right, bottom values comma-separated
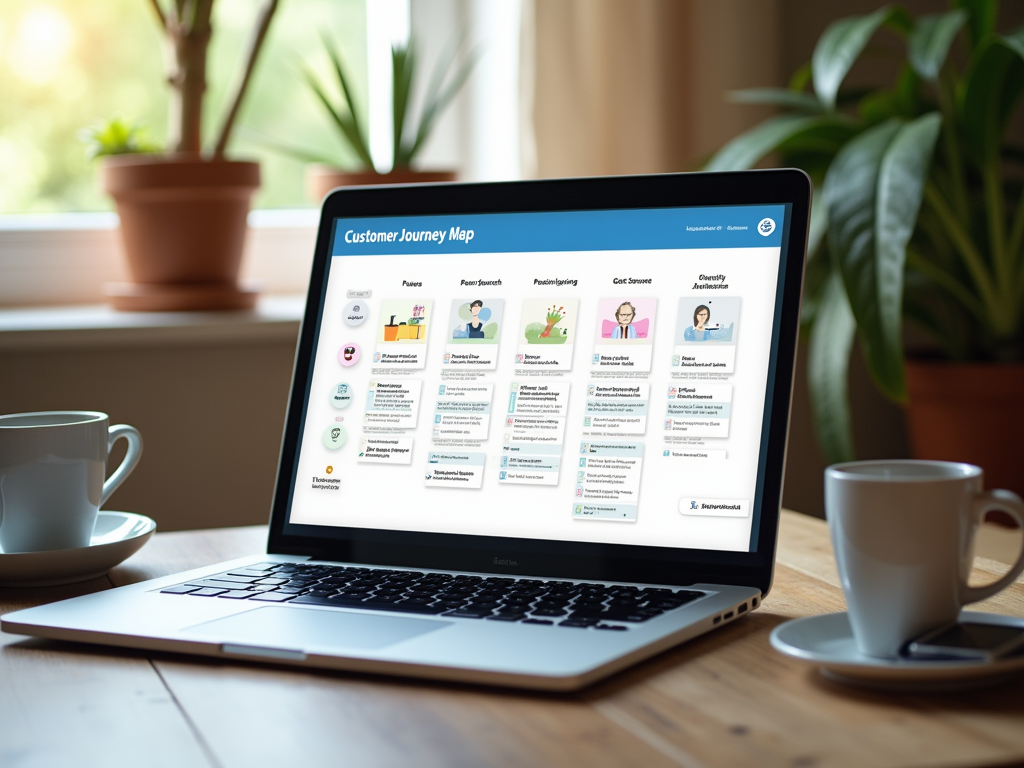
(184, 607, 452, 652)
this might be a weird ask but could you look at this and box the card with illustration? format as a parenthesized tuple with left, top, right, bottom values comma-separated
(672, 296, 740, 373)
(591, 297, 656, 372)
(374, 299, 432, 368)
(443, 298, 504, 369)
(515, 298, 579, 370)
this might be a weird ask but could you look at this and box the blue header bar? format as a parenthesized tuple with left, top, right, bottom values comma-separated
(331, 205, 786, 256)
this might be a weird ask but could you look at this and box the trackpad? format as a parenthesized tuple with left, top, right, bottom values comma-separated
(184, 607, 451, 651)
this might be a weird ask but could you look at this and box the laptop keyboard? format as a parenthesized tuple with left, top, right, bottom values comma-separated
(161, 562, 706, 630)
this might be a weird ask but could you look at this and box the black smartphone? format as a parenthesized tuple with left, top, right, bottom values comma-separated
(904, 622, 1024, 662)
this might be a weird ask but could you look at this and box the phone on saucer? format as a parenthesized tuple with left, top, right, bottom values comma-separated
(904, 622, 1024, 662)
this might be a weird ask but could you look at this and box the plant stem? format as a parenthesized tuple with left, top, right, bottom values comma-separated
(937, 71, 969, 224)
(213, 0, 279, 158)
(147, 0, 167, 30)
(165, 0, 214, 153)
(983, 154, 1010, 290)
(924, 183, 1006, 329)
(905, 250, 986, 324)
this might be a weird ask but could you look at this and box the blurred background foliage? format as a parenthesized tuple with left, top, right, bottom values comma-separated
(0, 0, 367, 212)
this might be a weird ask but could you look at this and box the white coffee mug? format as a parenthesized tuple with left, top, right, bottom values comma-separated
(825, 460, 1024, 658)
(0, 411, 143, 553)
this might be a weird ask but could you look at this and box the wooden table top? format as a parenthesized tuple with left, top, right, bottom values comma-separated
(2, 510, 1023, 768)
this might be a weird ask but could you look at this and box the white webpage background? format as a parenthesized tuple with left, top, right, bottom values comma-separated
(289, 245, 781, 552)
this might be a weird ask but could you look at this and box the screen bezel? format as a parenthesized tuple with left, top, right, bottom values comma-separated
(267, 170, 810, 596)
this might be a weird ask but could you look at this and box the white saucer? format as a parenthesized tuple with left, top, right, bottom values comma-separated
(0, 511, 156, 588)
(771, 611, 1024, 692)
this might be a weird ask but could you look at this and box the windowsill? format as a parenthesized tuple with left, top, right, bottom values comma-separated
(0, 209, 319, 308)
(0, 294, 305, 351)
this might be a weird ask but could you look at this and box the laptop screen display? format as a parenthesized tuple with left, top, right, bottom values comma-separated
(285, 205, 788, 553)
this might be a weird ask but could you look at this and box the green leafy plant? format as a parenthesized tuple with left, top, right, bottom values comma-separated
(707, 0, 1024, 463)
(84, 0, 279, 158)
(283, 32, 478, 171)
(80, 117, 160, 159)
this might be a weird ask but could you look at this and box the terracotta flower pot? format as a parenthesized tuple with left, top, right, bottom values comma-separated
(101, 155, 261, 311)
(905, 360, 1024, 503)
(306, 164, 456, 202)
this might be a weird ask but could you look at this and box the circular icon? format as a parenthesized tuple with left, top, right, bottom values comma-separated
(330, 382, 353, 409)
(338, 343, 361, 367)
(343, 300, 368, 326)
(323, 424, 347, 450)
(325, 465, 334, 474)
(757, 217, 776, 236)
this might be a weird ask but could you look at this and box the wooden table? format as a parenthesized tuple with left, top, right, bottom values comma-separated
(2, 511, 1023, 768)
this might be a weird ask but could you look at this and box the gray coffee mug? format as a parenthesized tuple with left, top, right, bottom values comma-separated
(0, 412, 143, 553)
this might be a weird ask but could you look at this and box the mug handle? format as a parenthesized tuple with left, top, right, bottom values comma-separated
(959, 489, 1024, 605)
(99, 424, 143, 508)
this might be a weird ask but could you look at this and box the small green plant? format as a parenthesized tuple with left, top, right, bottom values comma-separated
(80, 117, 160, 159)
(288, 32, 478, 171)
(707, 0, 1024, 463)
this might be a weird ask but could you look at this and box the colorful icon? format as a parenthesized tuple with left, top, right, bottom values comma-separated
(338, 343, 361, 367)
(330, 382, 353, 409)
(323, 424, 348, 449)
(343, 300, 368, 326)
(326, 465, 334, 474)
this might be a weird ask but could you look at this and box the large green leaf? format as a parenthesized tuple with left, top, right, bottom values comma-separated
(953, 0, 998, 53)
(807, 195, 829, 258)
(705, 115, 831, 171)
(403, 32, 480, 166)
(729, 88, 824, 113)
(813, 6, 898, 110)
(825, 113, 942, 402)
(392, 43, 416, 167)
(909, 10, 968, 81)
(961, 28, 1024, 165)
(807, 270, 857, 463)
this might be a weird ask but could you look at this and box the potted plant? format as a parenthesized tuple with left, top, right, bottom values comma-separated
(84, 0, 279, 311)
(263, 33, 477, 200)
(707, 0, 1024, 496)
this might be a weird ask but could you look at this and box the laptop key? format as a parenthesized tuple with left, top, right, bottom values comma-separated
(218, 590, 255, 599)
(522, 618, 554, 625)
(250, 592, 295, 603)
(186, 579, 251, 591)
(445, 609, 492, 619)
(205, 574, 263, 584)
(289, 595, 447, 615)
(161, 585, 200, 594)
(189, 588, 229, 597)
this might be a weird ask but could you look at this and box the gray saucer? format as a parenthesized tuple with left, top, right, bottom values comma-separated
(771, 611, 1024, 692)
(0, 511, 156, 587)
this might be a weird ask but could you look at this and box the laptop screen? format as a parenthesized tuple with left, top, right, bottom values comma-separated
(285, 204, 788, 554)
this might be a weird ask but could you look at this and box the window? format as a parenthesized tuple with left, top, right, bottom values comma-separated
(0, 0, 367, 213)
(0, 0, 523, 306)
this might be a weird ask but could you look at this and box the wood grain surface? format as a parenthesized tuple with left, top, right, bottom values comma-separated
(2, 511, 1022, 768)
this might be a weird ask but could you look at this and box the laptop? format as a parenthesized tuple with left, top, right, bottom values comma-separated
(2, 170, 810, 691)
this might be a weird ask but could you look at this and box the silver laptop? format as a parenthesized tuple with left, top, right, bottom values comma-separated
(3, 170, 810, 691)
